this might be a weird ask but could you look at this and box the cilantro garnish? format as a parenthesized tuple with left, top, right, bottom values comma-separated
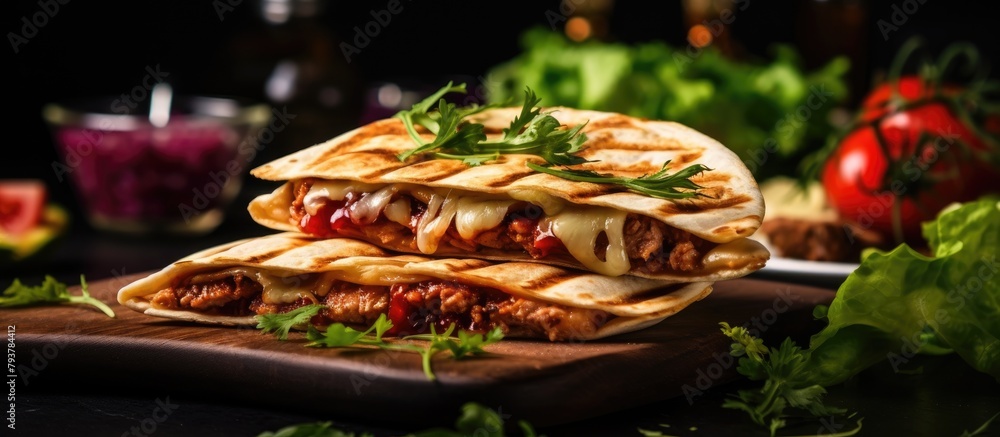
(257, 311, 503, 381)
(719, 322, 861, 437)
(394, 83, 707, 200)
(526, 161, 710, 200)
(0, 274, 115, 318)
(258, 402, 539, 437)
(256, 304, 325, 341)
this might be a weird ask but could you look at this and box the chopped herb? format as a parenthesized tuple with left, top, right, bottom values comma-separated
(259, 402, 539, 437)
(719, 322, 857, 437)
(255, 311, 503, 381)
(526, 161, 710, 200)
(960, 411, 1000, 437)
(395, 83, 708, 201)
(257, 421, 372, 437)
(256, 304, 325, 341)
(0, 274, 114, 317)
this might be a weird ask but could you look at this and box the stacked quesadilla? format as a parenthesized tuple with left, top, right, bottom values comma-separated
(118, 94, 768, 341)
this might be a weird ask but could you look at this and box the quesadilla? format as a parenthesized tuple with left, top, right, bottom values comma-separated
(117, 233, 714, 341)
(248, 107, 768, 281)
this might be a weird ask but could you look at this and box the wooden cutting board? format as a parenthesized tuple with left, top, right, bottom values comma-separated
(7, 272, 835, 427)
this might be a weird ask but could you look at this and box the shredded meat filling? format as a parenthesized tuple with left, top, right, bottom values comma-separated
(149, 275, 610, 341)
(150, 273, 261, 316)
(391, 281, 608, 341)
(289, 179, 710, 273)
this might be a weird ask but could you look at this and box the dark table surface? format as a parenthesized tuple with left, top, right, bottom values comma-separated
(4, 181, 1000, 437)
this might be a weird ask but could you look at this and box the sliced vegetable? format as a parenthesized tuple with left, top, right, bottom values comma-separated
(0, 180, 46, 235)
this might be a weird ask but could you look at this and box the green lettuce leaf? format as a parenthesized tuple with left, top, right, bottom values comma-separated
(486, 27, 849, 181)
(804, 197, 1000, 386)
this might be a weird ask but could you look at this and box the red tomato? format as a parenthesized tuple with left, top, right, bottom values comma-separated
(0, 180, 46, 235)
(822, 76, 1000, 245)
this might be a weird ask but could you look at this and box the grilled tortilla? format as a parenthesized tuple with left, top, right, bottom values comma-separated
(248, 107, 768, 281)
(118, 233, 715, 341)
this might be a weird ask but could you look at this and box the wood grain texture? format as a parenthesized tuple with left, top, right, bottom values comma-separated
(5, 273, 835, 427)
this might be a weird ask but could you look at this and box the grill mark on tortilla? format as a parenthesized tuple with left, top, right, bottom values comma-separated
(316, 152, 403, 173)
(692, 172, 732, 183)
(605, 283, 687, 305)
(564, 185, 622, 200)
(305, 248, 390, 269)
(656, 193, 753, 214)
(395, 160, 471, 182)
(585, 115, 638, 130)
(220, 248, 290, 265)
(482, 169, 538, 188)
(362, 165, 409, 179)
(304, 255, 349, 270)
(585, 131, 689, 152)
(438, 259, 494, 273)
(671, 151, 705, 166)
(315, 121, 407, 162)
(520, 269, 579, 289)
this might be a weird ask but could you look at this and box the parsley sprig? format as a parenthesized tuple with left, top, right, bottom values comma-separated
(395, 83, 709, 200)
(257, 307, 503, 381)
(396, 83, 586, 166)
(527, 161, 710, 199)
(0, 275, 115, 317)
(258, 402, 540, 437)
(719, 322, 860, 437)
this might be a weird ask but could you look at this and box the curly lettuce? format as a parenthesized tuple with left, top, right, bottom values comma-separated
(486, 28, 850, 181)
(804, 197, 1000, 385)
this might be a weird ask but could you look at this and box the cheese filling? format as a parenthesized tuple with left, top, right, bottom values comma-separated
(302, 181, 635, 276)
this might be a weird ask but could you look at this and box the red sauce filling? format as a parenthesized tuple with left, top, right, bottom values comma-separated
(298, 192, 568, 258)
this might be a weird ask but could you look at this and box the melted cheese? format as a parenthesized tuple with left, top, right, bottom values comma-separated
(383, 198, 411, 226)
(351, 185, 396, 224)
(256, 271, 321, 305)
(304, 180, 382, 215)
(546, 207, 631, 276)
(302, 180, 634, 276)
(455, 197, 516, 239)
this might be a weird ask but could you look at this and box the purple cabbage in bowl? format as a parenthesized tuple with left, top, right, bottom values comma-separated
(44, 96, 270, 235)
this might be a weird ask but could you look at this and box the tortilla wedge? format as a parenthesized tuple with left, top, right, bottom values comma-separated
(118, 233, 715, 341)
(248, 107, 769, 281)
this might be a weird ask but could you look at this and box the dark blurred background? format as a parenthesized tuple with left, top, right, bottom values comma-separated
(2, 0, 998, 264)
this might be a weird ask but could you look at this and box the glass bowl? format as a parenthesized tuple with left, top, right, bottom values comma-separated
(42, 95, 271, 236)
